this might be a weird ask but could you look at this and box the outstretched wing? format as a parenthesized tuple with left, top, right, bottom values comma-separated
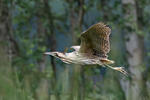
(79, 22, 111, 58)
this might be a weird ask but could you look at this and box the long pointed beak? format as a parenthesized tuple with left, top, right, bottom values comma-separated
(44, 52, 51, 55)
(44, 52, 55, 56)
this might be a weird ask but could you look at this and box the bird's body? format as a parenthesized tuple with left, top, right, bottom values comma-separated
(45, 22, 127, 75)
(45, 49, 114, 65)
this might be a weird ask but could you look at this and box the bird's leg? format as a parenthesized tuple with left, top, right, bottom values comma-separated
(104, 64, 128, 76)
(101, 64, 106, 68)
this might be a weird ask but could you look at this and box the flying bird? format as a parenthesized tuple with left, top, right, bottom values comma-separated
(45, 22, 127, 75)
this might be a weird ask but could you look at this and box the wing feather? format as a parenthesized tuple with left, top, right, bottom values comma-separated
(79, 22, 111, 58)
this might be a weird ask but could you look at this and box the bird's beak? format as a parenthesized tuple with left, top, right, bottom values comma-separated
(44, 52, 52, 55)
(44, 52, 57, 57)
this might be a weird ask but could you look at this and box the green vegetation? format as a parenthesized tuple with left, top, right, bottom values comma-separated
(0, 0, 150, 100)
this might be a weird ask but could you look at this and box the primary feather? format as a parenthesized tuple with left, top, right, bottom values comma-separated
(79, 22, 111, 58)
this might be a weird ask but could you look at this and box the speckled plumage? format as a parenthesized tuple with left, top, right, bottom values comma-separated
(45, 22, 128, 75)
(79, 22, 111, 58)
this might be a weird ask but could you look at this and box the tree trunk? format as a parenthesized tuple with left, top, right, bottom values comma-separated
(0, 0, 10, 59)
(43, 0, 57, 79)
(0, 0, 15, 99)
(68, 0, 85, 100)
(0, 0, 12, 70)
(121, 0, 147, 100)
(34, 11, 49, 100)
(42, 0, 59, 100)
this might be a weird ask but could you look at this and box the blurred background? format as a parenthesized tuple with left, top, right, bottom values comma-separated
(0, 0, 150, 100)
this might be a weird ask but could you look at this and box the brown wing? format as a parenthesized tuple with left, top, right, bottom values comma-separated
(79, 22, 111, 58)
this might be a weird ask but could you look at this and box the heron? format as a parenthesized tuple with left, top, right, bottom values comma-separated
(44, 22, 127, 75)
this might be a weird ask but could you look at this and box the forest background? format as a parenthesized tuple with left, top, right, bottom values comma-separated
(1, 0, 150, 100)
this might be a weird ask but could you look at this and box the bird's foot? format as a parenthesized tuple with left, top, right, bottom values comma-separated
(112, 67, 128, 76)
(104, 64, 128, 76)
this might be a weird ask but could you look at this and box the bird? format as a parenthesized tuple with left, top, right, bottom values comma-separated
(44, 22, 127, 75)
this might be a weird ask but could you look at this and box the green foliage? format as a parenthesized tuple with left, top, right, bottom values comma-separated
(1, 0, 150, 100)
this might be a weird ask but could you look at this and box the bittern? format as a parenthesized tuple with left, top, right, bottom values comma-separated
(45, 22, 127, 75)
